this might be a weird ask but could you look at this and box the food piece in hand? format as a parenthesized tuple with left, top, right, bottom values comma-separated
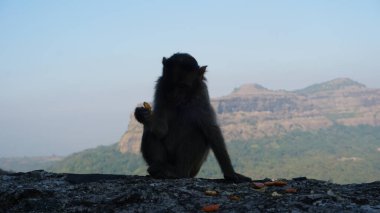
(143, 102, 152, 112)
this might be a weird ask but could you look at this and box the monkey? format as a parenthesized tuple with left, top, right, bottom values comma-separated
(134, 53, 251, 183)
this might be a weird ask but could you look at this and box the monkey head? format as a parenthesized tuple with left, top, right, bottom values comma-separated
(162, 53, 207, 89)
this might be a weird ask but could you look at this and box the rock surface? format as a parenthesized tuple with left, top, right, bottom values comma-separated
(1, 170, 379, 212)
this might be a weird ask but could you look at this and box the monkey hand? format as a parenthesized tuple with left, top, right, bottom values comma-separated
(134, 107, 152, 124)
(224, 172, 252, 183)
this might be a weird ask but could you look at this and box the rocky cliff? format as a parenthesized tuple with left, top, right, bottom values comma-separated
(1, 170, 379, 212)
(119, 78, 380, 153)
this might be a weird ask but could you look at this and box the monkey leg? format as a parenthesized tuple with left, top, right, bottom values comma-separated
(175, 136, 209, 178)
(140, 129, 178, 179)
(189, 148, 209, 177)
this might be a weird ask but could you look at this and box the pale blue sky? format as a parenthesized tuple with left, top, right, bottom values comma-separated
(1, 0, 379, 157)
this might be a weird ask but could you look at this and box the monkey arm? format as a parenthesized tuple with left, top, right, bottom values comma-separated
(197, 107, 235, 176)
(204, 124, 235, 176)
(148, 83, 169, 138)
(149, 111, 168, 139)
(199, 107, 252, 183)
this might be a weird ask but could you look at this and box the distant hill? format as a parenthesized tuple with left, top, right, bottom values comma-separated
(0, 168, 11, 175)
(295, 78, 366, 95)
(0, 156, 63, 172)
(48, 144, 146, 175)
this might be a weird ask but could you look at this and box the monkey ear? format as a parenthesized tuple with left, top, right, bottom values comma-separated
(199, 66, 207, 79)
(199, 66, 207, 74)
(162, 57, 167, 65)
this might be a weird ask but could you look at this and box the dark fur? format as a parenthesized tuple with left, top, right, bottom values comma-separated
(135, 53, 251, 182)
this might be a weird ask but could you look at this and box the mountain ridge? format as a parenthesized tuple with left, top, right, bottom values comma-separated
(119, 78, 380, 154)
(295, 78, 367, 95)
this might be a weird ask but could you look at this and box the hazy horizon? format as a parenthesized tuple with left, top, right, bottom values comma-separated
(1, 1, 379, 157)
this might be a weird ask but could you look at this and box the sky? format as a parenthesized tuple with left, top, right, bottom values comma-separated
(1, 0, 379, 157)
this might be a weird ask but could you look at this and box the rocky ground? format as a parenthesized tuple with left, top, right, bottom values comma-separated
(1, 170, 379, 212)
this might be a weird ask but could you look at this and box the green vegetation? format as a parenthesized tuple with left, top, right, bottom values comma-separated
(199, 125, 380, 184)
(49, 144, 146, 175)
(48, 125, 380, 184)
(325, 112, 357, 122)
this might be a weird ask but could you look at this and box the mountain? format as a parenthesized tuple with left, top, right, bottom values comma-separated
(49, 78, 380, 183)
(119, 78, 380, 153)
